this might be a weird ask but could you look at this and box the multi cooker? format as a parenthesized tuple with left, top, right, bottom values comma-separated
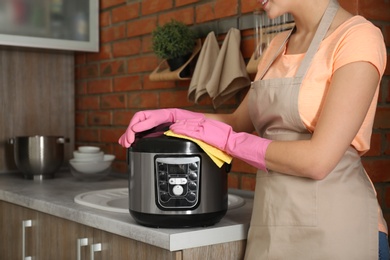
(127, 123, 230, 228)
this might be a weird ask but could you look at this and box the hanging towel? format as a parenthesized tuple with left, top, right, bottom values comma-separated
(188, 31, 220, 103)
(206, 28, 251, 108)
(164, 130, 232, 168)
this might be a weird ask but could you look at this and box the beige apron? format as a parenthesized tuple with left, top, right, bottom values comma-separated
(245, 1, 380, 259)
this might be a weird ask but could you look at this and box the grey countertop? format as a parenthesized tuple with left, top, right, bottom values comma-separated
(0, 171, 253, 251)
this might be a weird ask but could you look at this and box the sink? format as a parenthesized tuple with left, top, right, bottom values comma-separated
(74, 188, 245, 214)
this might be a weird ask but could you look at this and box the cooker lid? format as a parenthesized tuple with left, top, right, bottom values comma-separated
(130, 123, 204, 154)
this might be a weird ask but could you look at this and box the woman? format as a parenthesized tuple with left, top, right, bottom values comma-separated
(119, 0, 389, 258)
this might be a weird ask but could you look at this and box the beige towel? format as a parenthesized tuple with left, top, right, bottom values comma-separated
(188, 32, 220, 103)
(206, 28, 251, 108)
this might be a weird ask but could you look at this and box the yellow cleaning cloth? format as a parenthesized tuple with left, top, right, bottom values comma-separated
(164, 130, 232, 168)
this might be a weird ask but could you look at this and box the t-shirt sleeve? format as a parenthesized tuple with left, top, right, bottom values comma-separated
(333, 21, 386, 77)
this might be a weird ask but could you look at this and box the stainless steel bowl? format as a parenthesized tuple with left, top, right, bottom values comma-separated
(9, 135, 69, 180)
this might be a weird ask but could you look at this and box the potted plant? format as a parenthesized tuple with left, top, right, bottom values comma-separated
(152, 19, 196, 73)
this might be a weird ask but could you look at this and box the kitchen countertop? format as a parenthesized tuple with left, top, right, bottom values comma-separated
(0, 171, 253, 251)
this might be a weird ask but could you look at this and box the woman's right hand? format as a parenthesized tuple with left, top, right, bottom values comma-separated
(118, 108, 204, 148)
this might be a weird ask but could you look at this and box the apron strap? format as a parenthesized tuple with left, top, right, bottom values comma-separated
(257, 0, 339, 81)
(295, 0, 339, 79)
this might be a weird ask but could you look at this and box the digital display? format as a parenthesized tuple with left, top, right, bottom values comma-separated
(168, 164, 186, 175)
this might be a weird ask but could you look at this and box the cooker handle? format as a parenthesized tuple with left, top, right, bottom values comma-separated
(8, 138, 14, 145)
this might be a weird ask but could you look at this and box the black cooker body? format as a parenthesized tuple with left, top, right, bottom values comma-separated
(127, 126, 229, 228)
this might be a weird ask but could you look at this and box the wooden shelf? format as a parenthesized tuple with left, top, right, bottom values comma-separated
(149, 39, 202, 81)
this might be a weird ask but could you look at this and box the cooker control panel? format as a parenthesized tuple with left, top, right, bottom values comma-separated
(155, 156, 200, 210)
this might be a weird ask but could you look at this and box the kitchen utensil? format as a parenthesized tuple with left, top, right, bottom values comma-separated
(73, 151, 104, 161)
(127, 124, 230, 228)
(69, 154, 115, 174)
(9, 135, 69, 180)
(78, 146, 101, 153)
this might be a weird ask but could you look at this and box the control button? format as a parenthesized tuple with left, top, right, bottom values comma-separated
(186, 192, 197, 202)
(189, 171, 198, 180)
(172, 185, 184, 196)
(158, 171, 167, 180)
(159, 181, 168, 191)
(160, 192, 170, 202)
(188, 181, 197, 190)
(168, 178, 188, 185)
(189, 162, 198, 170)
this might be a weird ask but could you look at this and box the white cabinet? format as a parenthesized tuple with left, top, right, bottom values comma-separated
(0, 0, 98, 52)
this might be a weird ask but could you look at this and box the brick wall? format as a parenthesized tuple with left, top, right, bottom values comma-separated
(75, 0, 390, 219)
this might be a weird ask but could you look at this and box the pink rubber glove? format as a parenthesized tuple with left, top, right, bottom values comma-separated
(118, 109, 204, 148)
(170, 118, 272, 171)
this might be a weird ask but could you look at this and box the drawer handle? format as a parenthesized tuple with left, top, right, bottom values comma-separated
(22, 220, 32, 260)
(77, 238, 89, 260)
(90, 243, 102, 260)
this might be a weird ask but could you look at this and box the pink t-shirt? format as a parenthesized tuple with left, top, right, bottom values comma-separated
(256, 16, 386, 155)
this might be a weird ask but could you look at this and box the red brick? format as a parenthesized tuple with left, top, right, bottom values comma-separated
(75, 54, 86, 65)
(75, 81, 88, 95)
(87, 79, 112, 94)
(158, 8, 195, 25)
(112, 4, 140, 24)
(127, 56, 158, 74)
(113, 144, 128, 161)
(241, 1, 260, 14)
(363, 159, 390, 182)
(196, 3, 215, 23)
(76, 96, 100, 110)
(176, 0, 199, 7)
(100, 0, 125, 10)
(386, 80, 390, 102)
(75, 112, 87, 127)
(143, 75, 176, 90)
(101, 94, 126, 109)
(359, 0, 390, 22)
(100, 11, 111, 27)
(76, 64, 99, 79)
(373, 107, 390, 129)
(228, 173, 240, 189)
(141, 35, 153, 54)
(215, 0, 238, 19)
(241, 174, 256, 191)
(86, 45, 112, 62)
(231, 158, 257, 174)
(127, 92, 159, 108)
(385, 133, 390, 155)
(112, 39, 142, 57)
(112, 161, 128, 174)
(88, 111, 112, 126)
(76, 128, 100, 142)
(113, 110, 134, 125)
(101, 128, 125, 143)
(127, 16, 157, 37)
(364, 132, 382, 156)
(141, 0, 173, 16)
(160, 90, 194, 107)
(113, 75, 142, 92)
(101, 24, 127, 43)
(384, 25, 390, 47)
(100, 60, 126, 76)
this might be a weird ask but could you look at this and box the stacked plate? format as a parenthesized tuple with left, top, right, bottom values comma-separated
(69, 146, 115, 181)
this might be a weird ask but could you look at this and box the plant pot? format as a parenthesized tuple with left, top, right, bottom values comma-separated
(167, 53, 192, 77)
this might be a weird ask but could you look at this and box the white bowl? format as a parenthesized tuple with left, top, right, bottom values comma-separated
(78, 146, 101, 153)
(69, 154, 115, 173)
(73, 151, 104, 161)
